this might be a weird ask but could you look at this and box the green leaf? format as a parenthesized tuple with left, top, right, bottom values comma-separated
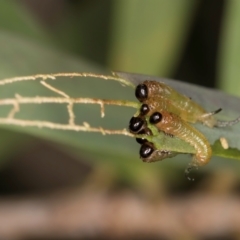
(108, 0, 197, 75)
(0, 31, 138, 167)
(218, 0, 240, 96)
(0, 1, 49, 43)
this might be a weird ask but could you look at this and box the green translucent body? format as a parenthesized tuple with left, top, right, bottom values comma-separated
(144, 80, 217, 127)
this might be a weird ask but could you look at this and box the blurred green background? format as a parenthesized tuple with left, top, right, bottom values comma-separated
(0, 0, 240, 239)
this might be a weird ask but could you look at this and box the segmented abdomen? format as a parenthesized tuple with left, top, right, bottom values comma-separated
(154, 111, 212, 166)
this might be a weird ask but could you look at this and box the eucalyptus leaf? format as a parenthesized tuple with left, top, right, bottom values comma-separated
(218, 0, 240, 96)
(0, 1, 50, 43)
(0, 31, 138, 166)
(108, 0, 197, 75)
(0, 31, 239, 174)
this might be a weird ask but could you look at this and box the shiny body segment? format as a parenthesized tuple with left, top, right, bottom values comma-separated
(151, 111, 212, 166)
(143, 80, 217, 127)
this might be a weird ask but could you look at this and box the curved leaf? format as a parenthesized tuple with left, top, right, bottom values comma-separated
(0, 31, 240, 175)
(108, 0, 197, 75)
(0, 31, 138, 166)
(218, 0, 240, 96)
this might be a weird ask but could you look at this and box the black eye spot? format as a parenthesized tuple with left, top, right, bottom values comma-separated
(140, 104, 150, 116)
(144, 128, 152, 136)
(136, 138, 148, 144)
(135, 128, 151, 144)
(129, 117, 145, 133)
(150, 112, 162, 124)
(140, 143, 154, 158)
(135, 84, 148, 102)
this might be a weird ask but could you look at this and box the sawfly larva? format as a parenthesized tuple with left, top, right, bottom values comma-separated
(149, 110, 212, 167)
(135, 80, 221, 127)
